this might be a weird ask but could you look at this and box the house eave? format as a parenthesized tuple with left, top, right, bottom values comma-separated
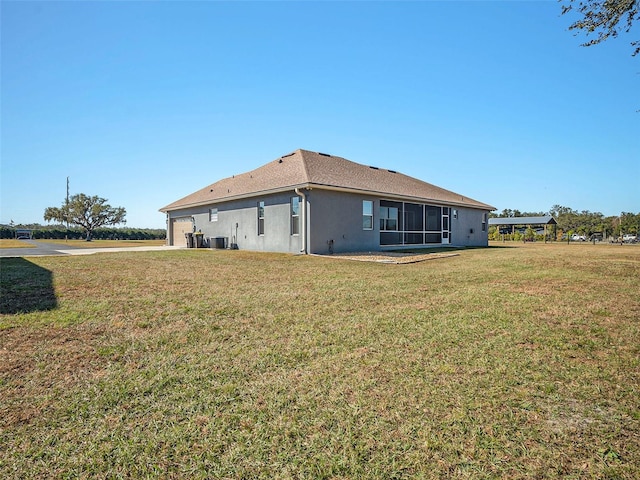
(311, 184, 495, 211)
(160, 182, 495, 213)
(159, 184, 311, 213)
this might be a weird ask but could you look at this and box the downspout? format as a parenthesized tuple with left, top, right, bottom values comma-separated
(166, 213, 170, 246)
(295, 187, 307, 254)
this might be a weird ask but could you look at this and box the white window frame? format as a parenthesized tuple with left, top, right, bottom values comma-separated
(291, 196, 300, 236)
(258, 201, 265, 236)
(363, 200, 373, 230)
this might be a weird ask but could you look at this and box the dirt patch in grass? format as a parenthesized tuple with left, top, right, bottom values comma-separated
(316, 251, 459, 264)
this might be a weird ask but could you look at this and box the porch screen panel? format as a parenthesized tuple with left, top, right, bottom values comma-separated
(379, 201, 449, 246)
(425, 233, 442, 243)
(404, 203, 423, 231)
(426, 206, 441, 231)
(404, 233, 424, 244)
(381, 232, 402, 245)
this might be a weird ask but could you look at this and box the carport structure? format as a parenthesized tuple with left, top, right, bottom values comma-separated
(15, 229, 32, 239)
(489, 216, 557, 240)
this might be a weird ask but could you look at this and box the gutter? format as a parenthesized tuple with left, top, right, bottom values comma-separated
(295, 187, 307, 254)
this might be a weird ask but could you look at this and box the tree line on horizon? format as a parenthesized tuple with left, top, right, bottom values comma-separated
(490, 205, 639, 239)
(0, 223, 166, 241)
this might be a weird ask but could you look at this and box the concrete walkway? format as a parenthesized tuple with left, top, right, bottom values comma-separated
(0, 240, 184, 258)
(52, 245, 184, 256)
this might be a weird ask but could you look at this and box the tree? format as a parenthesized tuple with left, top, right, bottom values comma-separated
(561, 0, 639, 56)
(44, 194, 126, 241)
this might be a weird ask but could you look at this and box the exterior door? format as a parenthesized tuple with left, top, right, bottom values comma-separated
(171, 218, 193, 246)
(442, 209, 450, 244)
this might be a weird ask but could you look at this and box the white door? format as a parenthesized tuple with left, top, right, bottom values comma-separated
(171, 218, 193, 246)
(442, 209, 450, 244)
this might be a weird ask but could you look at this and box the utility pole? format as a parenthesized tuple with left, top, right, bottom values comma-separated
(66, 177, 70, 242)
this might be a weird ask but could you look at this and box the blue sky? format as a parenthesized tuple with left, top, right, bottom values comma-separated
(1, 1, 638, 229)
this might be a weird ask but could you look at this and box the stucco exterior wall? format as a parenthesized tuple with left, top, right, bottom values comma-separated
(167, 192, 302, 253)
(306, 189, 378, 254)
(450, 207, 489, 247)
(166, 190, 490, 252)
(307, 190, 490, 252)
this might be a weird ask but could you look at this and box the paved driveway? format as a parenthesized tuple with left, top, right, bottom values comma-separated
(0, 240, 182, 258)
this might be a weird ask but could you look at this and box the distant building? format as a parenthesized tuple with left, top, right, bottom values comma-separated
(488, 216, 557, 237)
(15, 229, 32, 239)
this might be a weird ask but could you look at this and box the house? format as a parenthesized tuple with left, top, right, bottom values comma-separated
(160, 149, 495, 254)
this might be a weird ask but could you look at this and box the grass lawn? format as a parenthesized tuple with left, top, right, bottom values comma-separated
(0, 239, 35, 249)
(1, 244, 638, 478)
(37, 239, 167, 248)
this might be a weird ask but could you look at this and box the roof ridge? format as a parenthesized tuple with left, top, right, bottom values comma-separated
(297, 149, 312, 184)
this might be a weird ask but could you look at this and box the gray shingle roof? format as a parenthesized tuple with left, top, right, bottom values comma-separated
(160, 149, 495, 212)
(488, 216, 557, 226)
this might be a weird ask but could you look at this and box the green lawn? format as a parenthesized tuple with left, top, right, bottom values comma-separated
(1, 244, 638, 479)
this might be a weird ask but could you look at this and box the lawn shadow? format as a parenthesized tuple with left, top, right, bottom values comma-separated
(0, 258, 57, 314)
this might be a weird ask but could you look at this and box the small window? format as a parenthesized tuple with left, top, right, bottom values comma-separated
(209, 208, 218, 222)
(482, 213, 487, 232)
(258, 201, 265, 235)
(362, 200, 373, 230)
(291, 196, 300, 235)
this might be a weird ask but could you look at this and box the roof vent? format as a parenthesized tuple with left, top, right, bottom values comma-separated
(278, 159, 283, 163)
(318, 152, 331, 157)
(369, 166, 379, 170)
(281, 152, 295, 158)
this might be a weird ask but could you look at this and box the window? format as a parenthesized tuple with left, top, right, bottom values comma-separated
(362, 200, 373, 230)
(257, 201, 265, 235)
(380, 200, 401, 231)
(209, 208, 218, 222)
(482, 213, 487, 232)
(380, 206, 398, 230)
(291, 196, 300, 235)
